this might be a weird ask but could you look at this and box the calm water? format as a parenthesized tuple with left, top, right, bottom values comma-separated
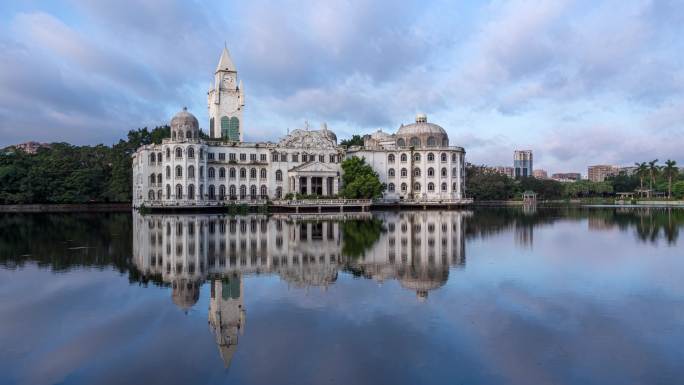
(1, 207, 683, 385)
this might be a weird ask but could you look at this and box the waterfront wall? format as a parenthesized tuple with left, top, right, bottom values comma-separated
(0, 203, 132, 213)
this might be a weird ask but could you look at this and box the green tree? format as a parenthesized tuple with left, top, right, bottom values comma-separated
(634, 162, 648, 192)
(648, 159, 659, 190)
(672, 181, 684, 200)
(465, 164, 517, 200)
(662, 159, 678, 199)
(340, 157, 385, 199)
(340, 135, 364, 147)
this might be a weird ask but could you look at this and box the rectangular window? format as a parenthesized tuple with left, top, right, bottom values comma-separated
(319, 155, 324, 162)
(229, 153, 236, 161)
(208, 153, 215, 160)
(302, 154, 308, 162)
(272, 153, 279, 161)
(260, 154, 267, 162)
(292, 154, 299, 162)
(329, 155, 335, 163)
(218, 153, 225, 161)
(281, 153, 287, 162)
(250, 154, 257, 161)
(240, 154, 246, 161)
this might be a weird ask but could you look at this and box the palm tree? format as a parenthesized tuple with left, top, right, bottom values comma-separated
(635, 162, 648, 192)
(663, 159, 677, 199)
(648, 159, 659, 191)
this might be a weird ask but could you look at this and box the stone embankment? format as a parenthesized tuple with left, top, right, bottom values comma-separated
(0, 203, 131, 213)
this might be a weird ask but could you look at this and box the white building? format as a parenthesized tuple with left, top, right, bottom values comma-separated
(132, 48, 466, 208)
(348, 114, 466, 201)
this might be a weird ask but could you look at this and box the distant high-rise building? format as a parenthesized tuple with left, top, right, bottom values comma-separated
(10, 141, 50, 154)
(493, 166, 514, 178)
(588, 165, 619, 182)
(619, 166, 638, 176)
(514, 150, 533, 178)
(551, 173, 581, 182)
(533, 169, 548, 179)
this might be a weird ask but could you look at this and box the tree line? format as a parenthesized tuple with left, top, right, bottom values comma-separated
(465, 161, 684, 201)
(0, 126, 169, 204)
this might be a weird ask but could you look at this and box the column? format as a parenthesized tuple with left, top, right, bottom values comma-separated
(322, 175, 328, 196)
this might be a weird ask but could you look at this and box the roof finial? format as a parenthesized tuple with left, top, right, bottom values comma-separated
(183, 106, 187, 111)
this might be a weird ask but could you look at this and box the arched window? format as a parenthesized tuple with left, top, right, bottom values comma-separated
(166, 184, 171, 199)
(176, 184, 183, 199)
(250, 168, 257, 179)
(401, 183, 407, 192)
(240, 185, 247, 199)
(250, 185, 257, 199)
(414, 182, 421, 191)
(260, 185, 267, 198)
(414, 153, 421, 162)
(175, 147, 182, 158)
(158, 173, 162, 183)
(229, 117, 240, 141)
(441, 168, 447, 177)
(172, 131, 176, 140)
(401, 168, 407, 177)
(388, 154, 395, 163)
(210, 117, 215, 137)
(260, 168, 267, 179)
(427, 167, 435, 177)
(240, 168, 246, 179)
(410, 137, 420, 147)
(441, 153, 447, 162)
(400, 154, 407, 162)
(188, 184, 195, 199)
(175, 166, 182, 178)
(452, 167, 457, 177)
(275, 187, 282, 199)
(219, 185, 226, 200)
(149, 153, 156, 164)
(186, 130, 192, 140)
(229, 167, 236, 179)
(188, 147, 195, 158)
(229, 185, 236, 198)
(442, 138, 449, 146)
(397, 138, 406, 147)
(209, 185, 215, 200)
(157, 190, 162, 200)
(275, 170, 283, 181)
(220, 116, 230, 140)
(388, 183, 395, 192)
(452, 153, 457, 162)
(208, 167, 215, 179)
(199, 184, 204, 198)
(414, 168, 421, 177)
(219, 167, 226, 179)
(188, 165, 195, 178)
(157, 152, 162, 162)
(199, 166, 204, 178)
(166, 148, 170, 159)
(441, 183, 447, 191)
(148, 190, 155, 200)
(428, 182, 435, 191)
(453, 182, 457, 191)
(388, 168, 395, 177)
(427, 136, 436, 147)
(150, 174, 156, 184)
(428, 153, 435, 162)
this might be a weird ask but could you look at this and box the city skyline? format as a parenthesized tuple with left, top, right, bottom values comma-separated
(0, 0, 682, 172)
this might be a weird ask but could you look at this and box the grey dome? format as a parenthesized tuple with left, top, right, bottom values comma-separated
(395, 114, 449, 148)
(170, 107, 200, 141)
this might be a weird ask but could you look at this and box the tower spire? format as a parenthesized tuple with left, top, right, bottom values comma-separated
(216, 45, 236, 73)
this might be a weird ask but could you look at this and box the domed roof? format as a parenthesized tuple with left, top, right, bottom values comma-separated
(396, 114, 447, 137)
(171, 107, 199, 131)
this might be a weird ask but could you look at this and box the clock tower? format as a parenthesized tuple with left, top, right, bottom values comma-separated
(208, 46, 245, 141)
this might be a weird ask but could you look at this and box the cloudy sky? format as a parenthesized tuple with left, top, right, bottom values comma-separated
(0, 0, 682, 173)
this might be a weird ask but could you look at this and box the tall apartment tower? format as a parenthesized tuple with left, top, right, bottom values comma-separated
(514, 150, 533, 178)
(207, 46, 245, 141)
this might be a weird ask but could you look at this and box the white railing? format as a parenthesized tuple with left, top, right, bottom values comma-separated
(271, 199, 372, 206)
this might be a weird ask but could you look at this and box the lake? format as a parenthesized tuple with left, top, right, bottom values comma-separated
(1, 207, 683, 385)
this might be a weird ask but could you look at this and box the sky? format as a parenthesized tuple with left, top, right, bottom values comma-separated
(0, 0, 682, 174)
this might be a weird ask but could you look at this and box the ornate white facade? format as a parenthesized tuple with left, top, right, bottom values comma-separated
(132, 48, 466, 208)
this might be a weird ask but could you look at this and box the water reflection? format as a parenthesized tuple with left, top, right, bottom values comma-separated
(132, 211, 468, 366)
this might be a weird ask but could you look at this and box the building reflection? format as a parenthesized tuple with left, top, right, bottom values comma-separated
(132, 211, 468, 366)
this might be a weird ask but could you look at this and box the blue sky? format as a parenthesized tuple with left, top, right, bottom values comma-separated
(0, 0, 682, 173)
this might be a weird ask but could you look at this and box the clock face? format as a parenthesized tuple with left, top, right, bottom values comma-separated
(223, 76, 234, 86)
